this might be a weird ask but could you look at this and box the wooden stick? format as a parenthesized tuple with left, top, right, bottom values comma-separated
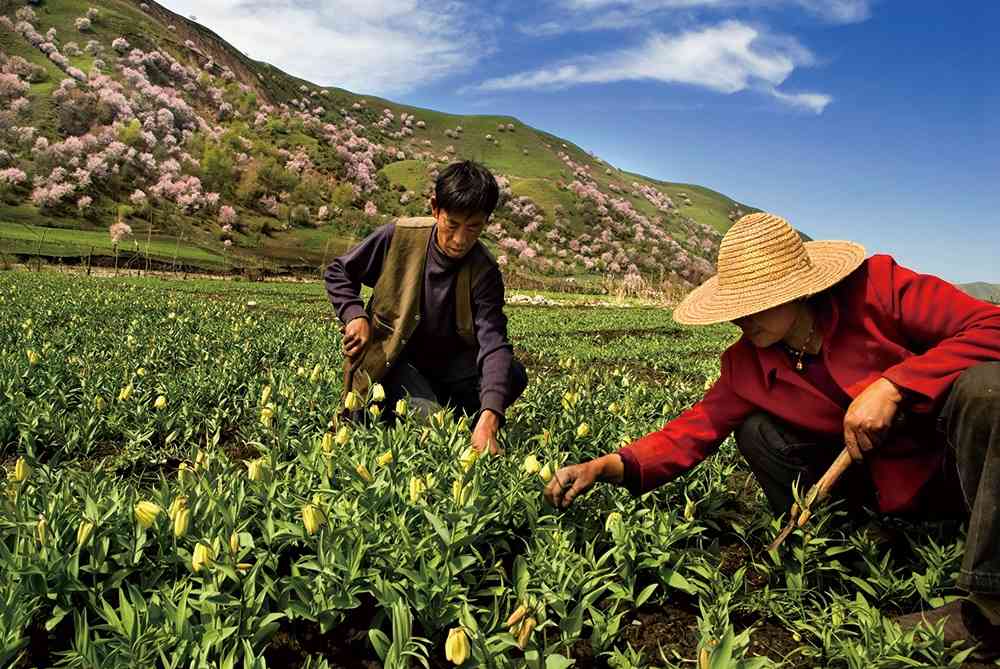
(767, 447, 853, 550)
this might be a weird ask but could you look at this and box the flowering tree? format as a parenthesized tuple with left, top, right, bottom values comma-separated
(109, 219, 132, 275)
(218, 205, 237, 225)
(75, 17, 92, 32)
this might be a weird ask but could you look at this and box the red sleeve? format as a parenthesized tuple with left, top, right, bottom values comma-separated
(874, 255, 1000, 411)
(616, 350, 756, 495)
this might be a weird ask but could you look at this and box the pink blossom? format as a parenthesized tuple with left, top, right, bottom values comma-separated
(77, 195, 92, 212)
(75, 17, 92, 31)
(0, 168, 27, 187)
(87, 8, 99, 20)
(218, 205, 237, 225)
(109, 221, 132, 244)
(223, 239, 232, 247)
(364, 201, 378, 217)
(112, 37, 130, 53)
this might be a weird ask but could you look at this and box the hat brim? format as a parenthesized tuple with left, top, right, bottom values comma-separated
(672, 240, 867, 326)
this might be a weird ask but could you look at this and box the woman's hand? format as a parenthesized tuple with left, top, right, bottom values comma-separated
(544, 454, 624, 509)
(342, 317, 371, 359)
(843, 377, 904, 462)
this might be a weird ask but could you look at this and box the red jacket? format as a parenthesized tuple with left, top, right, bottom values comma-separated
(618, 255, 1000, 513)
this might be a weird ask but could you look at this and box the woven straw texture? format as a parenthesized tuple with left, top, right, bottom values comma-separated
(673, 212, 866, 326)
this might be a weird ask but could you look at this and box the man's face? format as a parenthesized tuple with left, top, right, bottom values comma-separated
(432, 200, 488, 259)
(732, 301, 799, 348)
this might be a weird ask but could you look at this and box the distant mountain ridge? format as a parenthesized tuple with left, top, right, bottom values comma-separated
(0, 0, 757, 282)
(959, 282, 1000, 304)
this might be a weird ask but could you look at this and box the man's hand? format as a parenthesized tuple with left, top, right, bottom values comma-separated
(843, 377, 904, 462)
(472, 409, 502, 455)
(544, 454, 624, 509)
(342, 317, 371, 359)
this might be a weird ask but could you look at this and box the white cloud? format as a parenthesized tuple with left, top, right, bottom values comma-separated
(527, 0, 872, 36)
(479, 21, 832, 112)
(159, 0, 495, 95)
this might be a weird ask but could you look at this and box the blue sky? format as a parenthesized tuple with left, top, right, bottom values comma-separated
(164, 0, 997, 283)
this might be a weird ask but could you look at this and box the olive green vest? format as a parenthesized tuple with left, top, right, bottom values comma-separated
(345, 217, 495, 397)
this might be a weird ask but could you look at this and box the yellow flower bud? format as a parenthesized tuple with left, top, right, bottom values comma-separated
(154, 395, 167, 410)
(516, 617, 536, 649)
(445, 627, 470, 665)
(191, 542, 213, 573)
(561, 391, 577, 410)
(246, 458, 265, 482)
(118, 383, 133, 402)
(134, 500, 161, 529)
(369, 404, 381, 419)
(309, 364, 322, 384)
(335, 426, 350, 446)
(301, 503, 325, 535)
(343, 390, 362, 412)
(608, 402, 620, 414)
(605, 511, 622, 533)
(408, 476, 426, 504)
(684, 499, 696, 521)
(433, 409, 448, 428)
(36, 515, 47, 545)
(14, 457, 30, 483)
(355, 462, 372, 483)
(452, 479, 470, 506)
(394, 399, 407, 416)
(26, 349, 40, 366)
(505, 604, 529, 630)
(370, 383, 385, 402)
(522, 454, 541, 475)
(229, 531, 240, 555)
(459, 446, 479, 472)
(136, 367, 146, 377)
(576, 422, 590, 439)
(376, 450, 393, 467)
(320, 432, 334, 454)
(296, 366, 306, 377)
(93, 396, 105, 412)
(260, 404, 275, 427)
(699, 647, 711, 669)
(77, 520, 94, 548)
(168, 495, 188, 522)
(260, 385, 272, 405)
(538, 463, 553, 483)
(177, 461, 193, 484)
(173, 507, 190, 538)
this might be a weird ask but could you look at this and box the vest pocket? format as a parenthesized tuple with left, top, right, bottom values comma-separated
(372, 313, 396, 335)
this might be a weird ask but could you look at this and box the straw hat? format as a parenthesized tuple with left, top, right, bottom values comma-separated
(673, 212, 866, 326)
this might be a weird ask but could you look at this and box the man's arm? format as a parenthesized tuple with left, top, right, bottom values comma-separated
(323, 224, 395, 325)
(471, 264, 514, 420)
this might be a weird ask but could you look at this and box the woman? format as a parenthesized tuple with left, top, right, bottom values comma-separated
(544, 213, 1000, 658)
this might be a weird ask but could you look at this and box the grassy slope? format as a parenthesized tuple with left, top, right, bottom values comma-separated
(1, 0, 756, 275)
(959, 282, 1000, 303)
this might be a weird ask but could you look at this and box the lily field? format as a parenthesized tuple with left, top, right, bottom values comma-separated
(0, 271, 990, 669)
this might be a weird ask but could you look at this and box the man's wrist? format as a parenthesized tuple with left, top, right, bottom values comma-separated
(596, 454, 624, 484)
(477, 408, 501, 430)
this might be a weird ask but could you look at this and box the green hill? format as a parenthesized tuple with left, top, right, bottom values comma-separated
(959, 282, 1000, 304)
(0, 0, 756, 285)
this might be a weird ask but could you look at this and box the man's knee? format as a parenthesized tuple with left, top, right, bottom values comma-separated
(951, 362, 1000, 409)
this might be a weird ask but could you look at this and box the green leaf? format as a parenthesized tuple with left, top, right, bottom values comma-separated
(545, 654, 576, 669)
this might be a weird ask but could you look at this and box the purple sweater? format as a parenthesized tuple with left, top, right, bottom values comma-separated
(323, 223, 514, 417)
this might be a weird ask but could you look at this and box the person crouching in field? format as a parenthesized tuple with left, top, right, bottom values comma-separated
(545, 213, 1000, 659)
(324, 160, 528, 454)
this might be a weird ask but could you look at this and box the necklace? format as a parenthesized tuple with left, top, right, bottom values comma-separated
(784, 318, 816, 372)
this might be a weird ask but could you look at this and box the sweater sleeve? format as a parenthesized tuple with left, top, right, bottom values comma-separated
(617, 350, 756, 495)
(874, 255, 1000, 412)
(471, 264, 514, 418)
(323, 224, 394, 325)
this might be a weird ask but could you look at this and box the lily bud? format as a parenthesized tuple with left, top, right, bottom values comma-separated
(699, 647, 711, 669)
(14, 457, 30, 483)
(369, 404, 381, 419)
(452, 479, 470, 505)
(376, 450, 393, 467)
(76, 520, 94, 548)
(538, 463, 553, 483)
(335, 426, 350, 446)
(177, 461, 193, 484)
(93, 396, 105, 412)
(444, 627, 470, 665)
(370, 383, 385, 402)
(309, 363, 322, 384)
(320, 432, 334, 454)
(191, 542, 213, 573)
(296, 365, 306, 377)
(343, 390, 362, 412)
(246, 458, 265, 482)
(134, 500, 162, 529)
(260, 385, 272, 405)
(797, 509, 812, 527)
(118, 383, 133, 402)
(168, 496, 188, 522)
(394, 399, 407, 416)
(173, 507, 190, 538)
(26, 349, 40, 366)
(409, 476, 426, 504)
(301, 503, 325, 535)
(36, 515, 47, 545)
(229, 531, 240, 555)
(608, 402, 620, 414)
(260, 404, 275, 427)
(505, 604, 529, 629)
(154, 395, 167, 410)
(684, 499, 696, 521)
(355, 462, 373, 483)
(516, 616, 536, 649)
(576, 422, 590, 439)
(522, 454, 541, 475)
(459, 446, 479, 472)
(605, 511, 622, 534)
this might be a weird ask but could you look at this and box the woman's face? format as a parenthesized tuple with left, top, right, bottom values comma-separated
(732, 302, 799, 348)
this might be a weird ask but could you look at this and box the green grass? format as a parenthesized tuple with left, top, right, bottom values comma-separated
(379, 160, 429, 194)
(0, 221, 229, 268)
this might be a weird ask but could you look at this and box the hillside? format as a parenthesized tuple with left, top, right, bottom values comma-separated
(0, 0, 756, 285)
(959, 282, 1000, 304)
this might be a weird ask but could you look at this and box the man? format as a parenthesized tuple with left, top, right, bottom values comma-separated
(324, 160, 528, 453)
(544, 213, 1000, 659)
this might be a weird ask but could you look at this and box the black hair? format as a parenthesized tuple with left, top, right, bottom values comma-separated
(434, 161, 499, 218)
